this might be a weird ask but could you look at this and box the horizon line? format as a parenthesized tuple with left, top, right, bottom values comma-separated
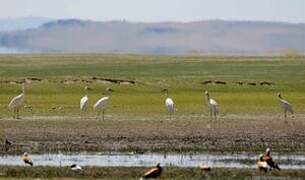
(1, 16, 305, 25)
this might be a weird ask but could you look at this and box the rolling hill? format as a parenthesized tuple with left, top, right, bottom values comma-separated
(0, 19, 304, 55)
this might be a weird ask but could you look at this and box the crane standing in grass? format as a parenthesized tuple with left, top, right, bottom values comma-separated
(277, 92, 293, 121)
(93, 88, 113, 120)
(205, 91, 219, 121)
(162, 89, 175, 120)
(80, 86, 90, 119)
(8, 83, 25, 119)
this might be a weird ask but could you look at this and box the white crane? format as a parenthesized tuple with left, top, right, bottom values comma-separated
(80, 86, 89, 119)
(93, 88, 113, 120)
(205, 91, 219, 121)
(277, 92, 293, 121)
(8, 83, 25, 119)
(162, 89, 175, 120)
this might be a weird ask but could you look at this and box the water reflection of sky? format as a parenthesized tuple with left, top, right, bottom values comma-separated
(1, 153, 305, 169)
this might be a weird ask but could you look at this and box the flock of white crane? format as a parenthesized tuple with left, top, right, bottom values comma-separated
(8, 83, 294, 121)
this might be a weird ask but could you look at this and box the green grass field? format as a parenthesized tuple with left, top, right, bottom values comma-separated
(0, 54, 304, 118)
(1, 166, 304, 179)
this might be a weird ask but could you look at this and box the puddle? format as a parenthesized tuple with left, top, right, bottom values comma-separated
(1, 152, 305, 169)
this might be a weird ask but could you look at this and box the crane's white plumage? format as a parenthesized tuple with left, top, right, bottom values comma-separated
(80, 95, 89, 111)
(93, 88, 113, 120)
(8, 93, 25, 110)
(277, 93, 293, 120)
(93, 96, 110, 111)
(165, 97, 174, 114)
(163, 89, 175, 120)
(8, 83, 25, 119)
(205, 91, 219, 121)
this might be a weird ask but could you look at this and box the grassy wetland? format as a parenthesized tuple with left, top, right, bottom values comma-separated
(0, 54, 305, 179)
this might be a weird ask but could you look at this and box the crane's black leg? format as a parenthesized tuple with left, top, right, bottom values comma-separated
(96, 110, 100, 120)
(16, 109, 20, 119)
(12, 109, 16, 119)
(102, 110, 105, 120)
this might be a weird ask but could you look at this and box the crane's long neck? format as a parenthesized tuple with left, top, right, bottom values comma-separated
(107, 90, 112, 97)
(278, 94, 283, 100)
(22, 84, 25, 95)
(206, 94, 210, 102)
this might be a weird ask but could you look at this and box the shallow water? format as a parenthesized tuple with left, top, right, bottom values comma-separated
(1, 152, 305, 169)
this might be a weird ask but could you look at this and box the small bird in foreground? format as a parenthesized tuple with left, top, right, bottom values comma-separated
(70, 164, 82, 171)
(140, 162, 162, 179)
(262, 148, 280, 171)
(200, 164, 211, 172)
(21, 152, 33, 166)
(257, 154, 268, 172)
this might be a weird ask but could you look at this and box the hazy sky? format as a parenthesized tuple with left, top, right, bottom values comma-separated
(1, 0, 305, 23)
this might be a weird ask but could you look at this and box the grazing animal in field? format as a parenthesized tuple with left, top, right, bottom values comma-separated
(162, 89, 175, 120)
(262, 148, 281, 171)
(140, 163, 162, 179)
(200, 164, 211, 172)
(277, 93, 293, 121)
(257, 154, 268, 172)
(8, 83, 25, 119)
(205, 91, 219, 121)
(93, 88, 113, 120)
(21, 152, 33, 166)
(70, 164, 82, 171)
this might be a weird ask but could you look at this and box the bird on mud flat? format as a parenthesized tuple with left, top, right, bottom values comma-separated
(277, 92, 294, 121)
(162, 89, 175, 120)
(93, 87, 114, 120)
(257, 154, 268, 172)
(21, 152, 33, 166)
(8, 83, 26, 119)
(70, 164, 82, 171)
(200, 164, 211, 172)
(205, 91, 219, 121)
(262, 148, 281, 171)
(140, 162, 162, 179)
